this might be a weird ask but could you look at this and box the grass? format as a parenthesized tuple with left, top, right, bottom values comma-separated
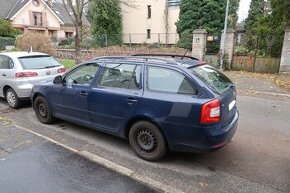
(59, 59, 76, 69)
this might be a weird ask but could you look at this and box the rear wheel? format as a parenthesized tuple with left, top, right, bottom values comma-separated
(129, 121, 168, 161)
(34, 96, 55, 124)
(6, 88, 21, 109)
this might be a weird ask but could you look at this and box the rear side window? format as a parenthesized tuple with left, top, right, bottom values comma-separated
(0, 55, 14, 69)
(190, 65, 233, 94)
(147, 66, 197, 95)
(99, 63, 141, 90)
(18, 55, 61, 69)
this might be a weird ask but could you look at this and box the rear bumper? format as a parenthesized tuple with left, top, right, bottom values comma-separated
(167, 111, 239, 153)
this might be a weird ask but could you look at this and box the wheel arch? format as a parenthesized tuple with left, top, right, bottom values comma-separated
(123, 115, 169, 146)
(3, 85, 12, 98)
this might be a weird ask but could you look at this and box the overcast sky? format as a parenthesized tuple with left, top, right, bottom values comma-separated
(238, 0, 251, 22)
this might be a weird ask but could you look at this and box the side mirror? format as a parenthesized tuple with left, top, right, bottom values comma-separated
(53, 75, 63, 84)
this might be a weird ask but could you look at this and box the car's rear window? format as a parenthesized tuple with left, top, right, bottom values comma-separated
(189, 65, 233, 94)
(18, 55, 61, 70)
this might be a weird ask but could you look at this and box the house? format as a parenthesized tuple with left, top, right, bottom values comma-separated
(0, 0, 90, 40)
(121, 0, 181, 44)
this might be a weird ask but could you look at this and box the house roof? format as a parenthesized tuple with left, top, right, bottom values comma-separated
(0, 0, 28, 19)
(0, 0, 90, 26)
(51, 2, 90, 26)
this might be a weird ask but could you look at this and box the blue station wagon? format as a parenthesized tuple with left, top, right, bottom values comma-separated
(31, 55, 239, 161)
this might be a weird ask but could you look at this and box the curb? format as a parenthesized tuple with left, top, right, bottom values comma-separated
(13, 124, 185, 193)
(238, 90, 290, 98)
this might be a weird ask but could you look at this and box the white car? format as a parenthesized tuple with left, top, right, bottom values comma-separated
(0, 52, 66, 108)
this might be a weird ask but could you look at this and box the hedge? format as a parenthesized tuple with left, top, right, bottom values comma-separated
(0, 37, 15, 49)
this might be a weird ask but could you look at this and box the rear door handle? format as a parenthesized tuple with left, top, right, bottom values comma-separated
(2, 73, 6, 77)
(79, 91, 88, 97)
(126, 98, 138, 104)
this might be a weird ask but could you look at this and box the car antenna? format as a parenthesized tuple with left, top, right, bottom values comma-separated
(181, 50, 188, 59)
(28, 46, 33, 53)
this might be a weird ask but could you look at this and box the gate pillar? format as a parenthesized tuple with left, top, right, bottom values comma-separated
(280, 28, 290, 73)
(192, 29, 207, 61)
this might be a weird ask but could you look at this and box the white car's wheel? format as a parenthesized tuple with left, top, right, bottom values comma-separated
(6, 88, 20, 109)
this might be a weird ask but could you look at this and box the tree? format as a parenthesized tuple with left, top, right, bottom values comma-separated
(62, 0, 135, 63)
(0, 19, 21, 37)
(176, 0, 240, 50)
(243, 0, 288, 56)
(87, 0, 123, 47)
(228, 0, 240, 29)
(270, 0, 290, 26)
(61, 0, 87, 63)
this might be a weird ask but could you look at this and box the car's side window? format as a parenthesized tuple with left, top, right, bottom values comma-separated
(64, 63, 99, 85)
(147, 66, 197, 95)
(0, 55, 14, 69)
(98, 63, 141, 90)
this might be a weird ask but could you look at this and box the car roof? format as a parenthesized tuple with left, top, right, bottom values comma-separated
(94, 56, 203, 69)
(0, 52, 50, 58)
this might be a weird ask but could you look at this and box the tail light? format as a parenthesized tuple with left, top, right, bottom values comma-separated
(200, 99, 220, 124)
(57, 67, 66, 73)
(15, 72, 38, 78)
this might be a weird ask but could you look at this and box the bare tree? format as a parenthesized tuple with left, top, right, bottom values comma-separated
(61, 0, 87, 63)
(61, 0, 136, 63)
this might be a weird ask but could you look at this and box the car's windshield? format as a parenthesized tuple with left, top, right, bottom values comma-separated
(189, 65, 233, 94)
(18, 55, 61, 70)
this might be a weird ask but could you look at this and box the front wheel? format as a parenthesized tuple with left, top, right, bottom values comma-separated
(6, 88, 20, 109)
(34, 96, 55, 124)
(129, 121, 168, 161)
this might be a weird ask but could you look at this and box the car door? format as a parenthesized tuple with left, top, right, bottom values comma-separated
(88, 62, 143, 133)
(0, 55, 15, 97)
(51, 63, 100, 125)
(142, 65, 204, 145)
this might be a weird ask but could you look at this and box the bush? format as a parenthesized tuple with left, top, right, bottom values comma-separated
(0, 37, 15, 50)
(176, 30, 192, 50)
(58, 37, 74, 47)
(15, 32, 55, 55)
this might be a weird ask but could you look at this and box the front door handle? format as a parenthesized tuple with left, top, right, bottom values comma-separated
(2, 73, 6, 77)
(79, 91, 88, 97)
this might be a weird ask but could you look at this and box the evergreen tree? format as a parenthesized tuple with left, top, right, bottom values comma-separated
(228, 0, 240, 29)
(0, 19, 20, 37)
(87, 0, 123, 47)
(176, 0, 239, 50)
(243, 0, 288, 56)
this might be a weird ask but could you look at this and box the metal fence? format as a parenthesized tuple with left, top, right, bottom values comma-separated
(55, 33, 183, 50)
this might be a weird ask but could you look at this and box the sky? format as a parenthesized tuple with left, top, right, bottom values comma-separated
(238, 0, 251, 22)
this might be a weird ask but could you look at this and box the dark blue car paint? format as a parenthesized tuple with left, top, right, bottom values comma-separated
(32, 60, 239, 153)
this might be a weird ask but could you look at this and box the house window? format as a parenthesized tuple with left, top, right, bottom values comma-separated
(147, 5, 151, 19)
(33, 12, 43, 26)
(147, 29, 151, 39)
(167, 0, 181, 6)
(65, 32, 73, 38)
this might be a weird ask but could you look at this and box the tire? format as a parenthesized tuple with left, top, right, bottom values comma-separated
(129, 121, 168, 161)
(6, 88, 21, 109)
(34, 96, 55, 124)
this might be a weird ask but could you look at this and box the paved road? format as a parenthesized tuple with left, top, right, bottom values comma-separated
(0, 122, 156, 193)
(0, 95, 290, 193)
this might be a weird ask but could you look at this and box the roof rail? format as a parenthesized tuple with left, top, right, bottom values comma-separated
(131, 54, 199, 61)
(94, 56, 176, 64)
